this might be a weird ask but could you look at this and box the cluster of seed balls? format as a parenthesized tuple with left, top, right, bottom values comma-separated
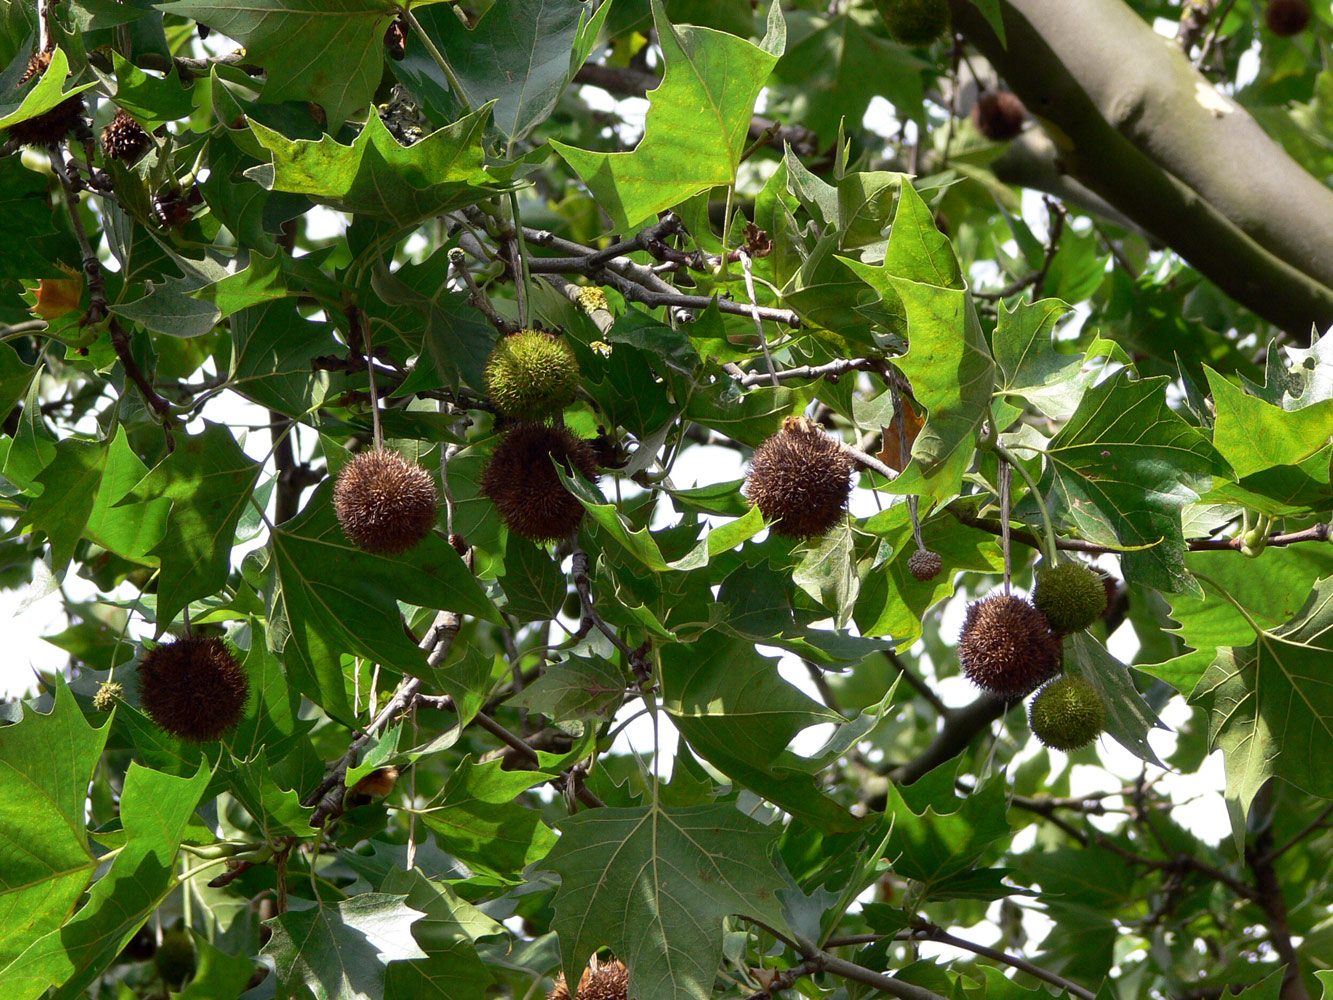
(329, 327, 596, 558)
(550, 959, 629, 1000)
(958, 561, 1111, 751)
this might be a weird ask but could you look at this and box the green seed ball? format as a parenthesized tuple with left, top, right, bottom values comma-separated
(875, 0, 950, 46)
(1033, 561, 1108, 634)
(155, 930, 196, 989)
(1029, 674, 1106, 751)
(484, 330, 580, 421)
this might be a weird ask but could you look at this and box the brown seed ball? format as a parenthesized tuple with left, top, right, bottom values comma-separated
(972, 91, 1026, 141)
(6, 52, 85, 147)
(744, 416, 855, 539)
(550, 959, 630, 1000)
(482, 424, 599, 541)
(1266, 0, 1311, 35)
(958, 593, 1061, 699)
(137, 636, 249, 742)
(101, 109, 151, 162)
(908, 548, 943, 581)
(333, 449, 440, 554)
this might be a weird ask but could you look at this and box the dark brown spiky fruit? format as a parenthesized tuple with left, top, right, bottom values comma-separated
(908, 548, 943, 581)
(5, 51, 85, 147)
(972, 91, 1026, 141)
(333, 449, 440, 554)
(958, 593, 1061, 698)
(385, 15, 408, 59)
(483, 424, 599, 541)
(151, 187, 202, 230)
(745, 416, 855, 539)
(101, 109, 151, 162)
(549, 959, 630, 1000)
(137, 636, 249, 742)
(1266, 0, 1311, 35)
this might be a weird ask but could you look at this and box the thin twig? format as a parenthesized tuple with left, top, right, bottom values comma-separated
(1256, 802, 1333, 867)
(739, 249, 781, 388)
(909, 922, 1096, 1000)
(49, 146, 107, 325)
(471, 711, 606, 809)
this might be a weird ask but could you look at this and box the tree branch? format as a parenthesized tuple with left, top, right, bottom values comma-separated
(909, 921, 1096, 1000)
(888, 694, 1008, 785)
(949, 0, 1333, 338)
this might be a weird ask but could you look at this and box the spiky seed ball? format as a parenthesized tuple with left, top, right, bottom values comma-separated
(484, 330, 581, 421)
(333, 449, 440, 554)
(874, 0, 950, 46)
(1266, 0, 1311, 35)
(973, 91, 1027, 141)
(958, 594, 1061, 698)
(101, 109, 150, 162)
(92, 680, 123, 713)
(1029, 674, 1105, 751)
(5, 51, 86, 147)
(908, 548, 943, 581)
(482, 424, 599, 541)
(138, 636, 249, 742)
(1033, 561, 1108, 635)
(155, 930, 196, 989)
(549, 959, 630, 1000)
(745, 416, 855, 539)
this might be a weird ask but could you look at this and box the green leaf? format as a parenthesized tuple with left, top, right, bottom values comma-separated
(993, 299, 1124, 422)
(156, 0, 396, 127)
(229, 299, 342, 417)
(269, 480, 501, 721)
(1067, 633, 1166, 767)
(0, 760, 212, 1000)
(550, 0, 782, 230)
(0, 49, 98, 130)
(1138, 546, 1333, 696)
(0, 684, 108, 970)
(263, 893, 427, 1000)
(1191, 577, 1333, 817)
(81, 426, 169, 564)
(855, 502, 1004, 642)
(411, 0, 590, 142)
(542, 800, 790, 1000)
(1037, 372, 1230, 594)
(245, 108, 506, 231)
(509, 654, 627, 723)
(879, 777, 1011, 895)
(121, 421, 262, 626)
(418, 759, 558, 881)
(499, 535, 567, 622)
(173, 934, 257, 1000)
(223, 747, 316, 840)
(1206, 366, 1333, 477)
(23, 438, 108, 572)
(840, 184, 992, 501)
(662, 635, 861, 830)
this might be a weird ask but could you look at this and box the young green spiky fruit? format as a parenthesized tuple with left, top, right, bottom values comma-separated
(155, 930, 196, 989)
(92, 680, 123, 713)
(745, 416, 855, 539)
(333, 449, 439, 554)
(549, 959, 629, 1000)
(958, 593, 1061, 698)
(1033, 561, 1108, 634)
(484, 329, 581, 421)
(1029, 674, 1105, 751)
(482, 423, 599, 541)
(137, 636, 249, 742)
(874, 0, 950, 46)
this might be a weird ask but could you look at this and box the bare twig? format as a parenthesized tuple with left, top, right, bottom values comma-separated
(107, 318, 175, 445)
(471, 711, 605, 809)
(909, 921, 1096, 1000)
(49, 146, 106, 325)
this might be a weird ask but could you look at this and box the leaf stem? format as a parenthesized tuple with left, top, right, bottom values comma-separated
(993, 442, 1059, 562)
(399, 5, 474, 113)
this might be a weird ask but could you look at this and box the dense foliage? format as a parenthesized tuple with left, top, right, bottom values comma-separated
(4, 1, 1333, 999)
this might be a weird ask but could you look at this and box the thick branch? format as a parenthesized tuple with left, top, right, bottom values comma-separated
(1247, 828, 1310, 1000)
(889, 694, 1007, 785)
(949, 0, 1333, 338)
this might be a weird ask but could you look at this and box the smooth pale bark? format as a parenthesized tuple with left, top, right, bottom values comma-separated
(949, 0, 1333, 340)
